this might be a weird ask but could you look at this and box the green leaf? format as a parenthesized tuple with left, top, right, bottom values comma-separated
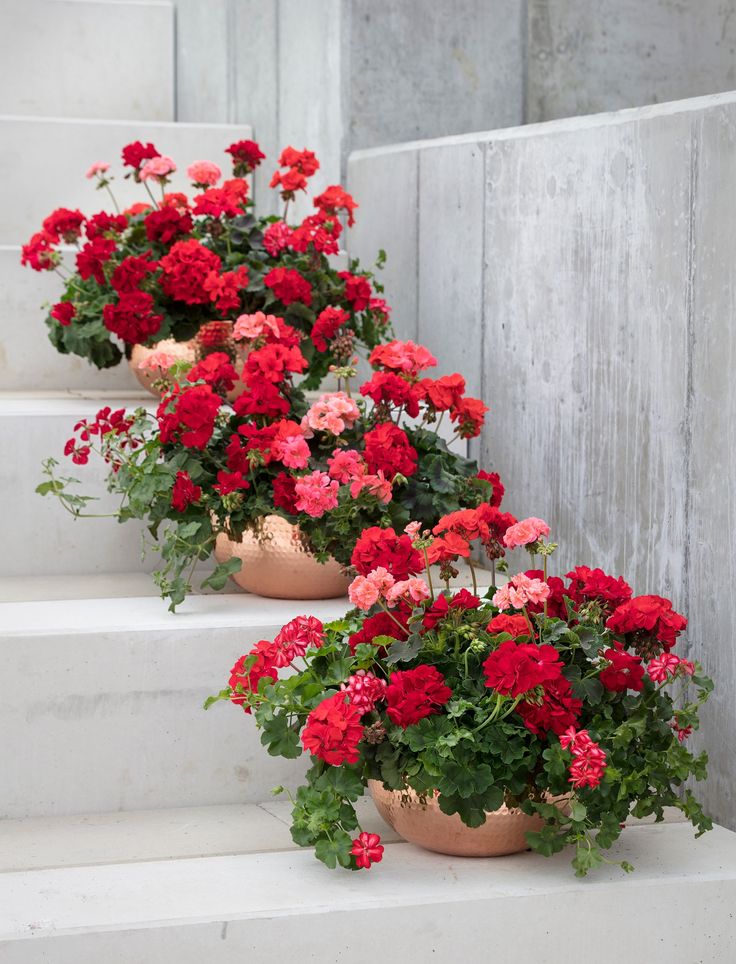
(200, 557, 242, 591)
(314, 830, 353, 869)
(385, 634, 423, 665)
(261, 716, 302, 759)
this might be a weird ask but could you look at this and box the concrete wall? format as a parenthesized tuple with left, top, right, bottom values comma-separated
(528, 0, 736, 122)
(347, 90, 736, 831)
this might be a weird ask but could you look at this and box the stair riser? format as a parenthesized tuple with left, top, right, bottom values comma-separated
(0, 624, 313, 817)
(0, 400, 156, 576)
(0, 0, 174, 122)
(1, 117, 252, 245)
(0, 247, 139, 391)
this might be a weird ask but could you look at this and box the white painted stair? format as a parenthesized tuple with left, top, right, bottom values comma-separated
(0, 811, 733, 962)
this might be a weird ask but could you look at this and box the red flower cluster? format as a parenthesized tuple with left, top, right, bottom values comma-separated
(314, 185, 358, 226)
(270, 146, 319, 197)
(422, 588, 481, 630)
(363, 423, 417, 479)
(311, 306, 350, 352)
(228, 643, 278, 714)
(606, 595, 687, 652)
(226, 139, 265, 176)
(110, 254, 157, 294)
(145, 206, 193, 243)
(339, 271, 372, 311)
(157, 383, 222, 449)
(170, 470, 202, 512)
(122, 140, 160, 172)
(187, 352, 239, 394)
(43, 208, 85, 243)
(482, 640, 562, 697)
(560, 728, 607, 789)
(102, 291, 163, 344)
(350, 832, 383, 868)
(301, 692, 364, 765)
(264, 266, 312, 306)
(598, 644, 644, 692)
(348, 607, 411, 654)
(385, 665, 452, 728)
(565, 566, 632, 613)
(271, 615, 325, 664)
(159, 239, 222, 305)
(486, 613, 529, 638)
(351, 527, 423, 580)
(77, 237, 116, 284)
(50, 302, 75, 326)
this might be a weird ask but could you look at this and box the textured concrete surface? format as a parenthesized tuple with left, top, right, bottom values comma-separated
(528, 0, 736, 123)
(0, 0, 175, 121)
(347, 90, 736, 832)
(1, 824, 735, 961)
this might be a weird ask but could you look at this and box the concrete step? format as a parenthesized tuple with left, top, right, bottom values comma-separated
(0, 588, 353, 818)
(1, 115, 252, 245)
(0, 0, 174, 122)
(0, 821, 733, 962)
(0, 799, 399, 874)
(0, 246, 139, 391)
(0, 392, 158, 577)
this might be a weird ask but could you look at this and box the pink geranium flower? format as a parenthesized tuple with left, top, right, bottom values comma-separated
(140, 156, 177, 181)
(493, 573, 550, 611)
(503, 517, 551, 549)
(86, 161, 110, 179)
(294, 470, 339, 518)
(186, 160, 222, 186)
(304, 392, 360, 436)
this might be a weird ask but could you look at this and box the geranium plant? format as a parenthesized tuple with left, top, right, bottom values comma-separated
(38, 337, 494, 608)
(208, 516, 713, 876)
(21, 139, 388, 387)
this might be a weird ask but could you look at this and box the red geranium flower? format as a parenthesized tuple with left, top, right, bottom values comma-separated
(50, 302, 76, 326)
(606, 595, 687, 651)
(314, 185, 358, 226)
(351, 527, 423, 579)
(450, 396, 488, 439)
(21, 230, 58, 271)
(363, 423, 417, 479)
(351, 832, 383, 869)
(170, 470, 202, 512)
(187, 352, 238, 395)
(272, 472, 298, 513)
(122, 140, 160, 171)
(385, 665, 452, 728)
(476, 469, 505, 508)
(338, 271, 371, 311)
(486, 614, 530, 638)
(158, 383, 222, 449)
(144, 207, 193, 244)
(360, 372, 422, 418)
(418, 374, 466, 412)
(518, 676, 582, 736)
(225, 139, 265, 175)
(565, 566, 632, 613)
(159, 239, 222, 305)
(301, 692, 364, 765)
(348, 606, 411, 654)
(110, 254, 157, 294)
(483, 640, 564, 697)
(42, 207, 85, 243)
(264, 266, 312, 306)
(228, 642, 278, 714)
(85, 211, 128, 239)
(311, 306, 350, 352)
(102, 291, 163, 344)
(76, 237, 116, 284)
(599, 646, 645, 692)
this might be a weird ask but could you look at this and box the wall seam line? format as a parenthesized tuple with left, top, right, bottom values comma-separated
(682, 117, 699, 627)
(415, 149, 421, 343)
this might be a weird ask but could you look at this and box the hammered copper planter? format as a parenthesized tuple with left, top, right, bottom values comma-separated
(214, 516, 351, 599)
(369, 780, 559, 857)
(129, 338, 249, 401)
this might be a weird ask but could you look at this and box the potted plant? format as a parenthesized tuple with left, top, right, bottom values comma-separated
(38, 337, 497, 608)
(207, 516, 712, 875)
(21, 139, 389, 391)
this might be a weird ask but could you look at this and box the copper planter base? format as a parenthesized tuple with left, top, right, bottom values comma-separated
(369, 780, 561, 857)
(214, 516, 351, 600)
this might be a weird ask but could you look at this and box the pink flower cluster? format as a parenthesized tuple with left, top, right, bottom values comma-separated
(294, 470, 339, 517)
(232, 311, 282, 341)
(303, 392, 360, 436)
(503, 516, 551, 550)
(340, 670, 387, 713)
(559, 727, 607, 789)
(647, 653, 695, 683)
(326, 448, 392, 505)
(492, 573, 551, 611)
(348, 567, 430, 611)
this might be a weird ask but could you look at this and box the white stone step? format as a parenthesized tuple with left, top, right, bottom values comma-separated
(0, 588, 351, 817)
(0, 116, 252, 245)
(0, 0, 174, 122)
(0, 392, 158, 577)
(0, 822, 733, 962)
(0, 799, 399, 874)
(0, 246, 139, 391)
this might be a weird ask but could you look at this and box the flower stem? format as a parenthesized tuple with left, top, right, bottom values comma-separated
(422, 546, 435, 601)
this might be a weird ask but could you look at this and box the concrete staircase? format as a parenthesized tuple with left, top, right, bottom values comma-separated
(1, 3, 736, 961)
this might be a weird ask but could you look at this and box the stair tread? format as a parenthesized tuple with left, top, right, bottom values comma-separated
(1, 822, 733, 940)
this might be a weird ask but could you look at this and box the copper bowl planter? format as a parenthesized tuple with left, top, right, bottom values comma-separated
(214, 515, 351, 600)
(369, 780, 567, 858)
